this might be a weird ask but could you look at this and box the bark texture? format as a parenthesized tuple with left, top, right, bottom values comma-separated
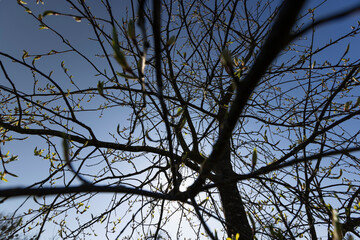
(214, 139, 253, 239)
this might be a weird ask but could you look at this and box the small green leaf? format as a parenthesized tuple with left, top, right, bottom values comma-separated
(8, 155, 18, 162)
(344, 101, 351, 112)
(166, 36, 176, 46)
(220, 49, 232, 66)
(220, 48, 234, 75)
(198, 197, 208, 206)
(263, 130, 268, 143)
(73, 16, 82, 22)
(22, 50, 29, 59)
(127, 20, 136, 40)
(97, 81, 104, 96)
(24, 7, 32, 13)
(99, 215, 106, 223)
(112, 27, 132, 73)
(43, 10, 60, 17)
(48, 49, 57, 55)
(179, 118, 186, 129)
(173, 107, 184, 118)
(251, 147, 257, 171)
(332, 209, 343, 240)
(0, 172, 8, 182)
(39, 24, 48, 30)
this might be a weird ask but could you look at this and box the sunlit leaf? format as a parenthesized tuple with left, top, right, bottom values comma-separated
(198, 197, 208, 206)
(173, 107, 184, 118)
(251, 147, 257, 171)
(99, 215, 106, 223)
(73, 16, 82, 22)
(8, 155, 18, 163)
(137, 58, 145, 75)
(24, 7, 31, 13)
(39, 24, 48, 30)
(263, 130, 268, 143)
(31, 55, 41, 65)
(0, 172, 8, 182)
(332, 209, 343, 240)
(22, 50, 29, 59)
(43, 10, 60, 17)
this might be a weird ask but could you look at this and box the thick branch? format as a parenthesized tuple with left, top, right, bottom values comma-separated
(0, 185, 178, 201)
(186, 0, 307, 198)
(0, 118, 178, 160)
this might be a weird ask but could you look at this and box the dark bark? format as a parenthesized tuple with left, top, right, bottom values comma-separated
(214, 139, 253, 239)
(218, 179, 253, 239)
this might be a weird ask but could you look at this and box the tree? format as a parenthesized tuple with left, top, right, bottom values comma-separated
(0, 212, 33, 240)
(0, 0, 360, 239)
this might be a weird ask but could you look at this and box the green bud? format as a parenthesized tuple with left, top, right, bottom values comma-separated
(220, 48, 234, 75)
(112, 27, 132, 73)
(332, 209, 343, 240)
(128, 20, 136, 40)
(251, 147, 257, 171)
(166, 36, 176, 46)
(97, 81, 104, 96)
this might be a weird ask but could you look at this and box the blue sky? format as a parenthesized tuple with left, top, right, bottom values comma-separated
(1, 0, 360, 239)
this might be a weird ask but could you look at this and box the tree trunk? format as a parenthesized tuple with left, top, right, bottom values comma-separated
(214, 139, 253, 240)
